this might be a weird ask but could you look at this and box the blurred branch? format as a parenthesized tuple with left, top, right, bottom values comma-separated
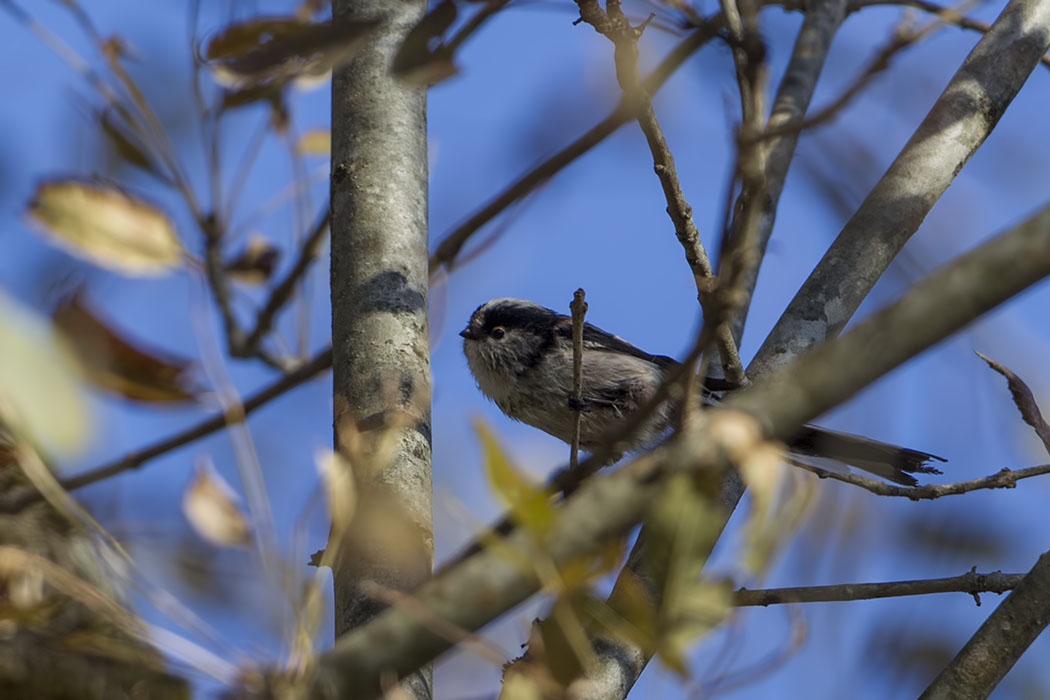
(573, 0, 745, 384)
(202, 215, 246, 350)
(589, 2, 850, 695)
(0, 348, 332, 514)
(720, 0, 849, 345)
(748, 8, 968, 145)
(793, 460, 1050, 498)
(427, 19, 723, 276)
(444, 0, 512, 56)
(236, 204, 331, 358)
(734, 569, 1024, 606)
(919, 551, 1050, 699)
(852, 0, 1050, 70)
(305, 196, 1050, 700)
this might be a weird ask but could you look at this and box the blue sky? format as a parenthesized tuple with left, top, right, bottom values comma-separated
(3, 0, 1050, 697)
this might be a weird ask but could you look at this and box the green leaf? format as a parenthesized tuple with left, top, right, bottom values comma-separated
(474, 419, 554, 537)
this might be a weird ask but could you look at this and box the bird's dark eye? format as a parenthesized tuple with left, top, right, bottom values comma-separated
(491, 326, 505, 339)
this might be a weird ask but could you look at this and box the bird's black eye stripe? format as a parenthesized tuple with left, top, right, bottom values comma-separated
(491, 327, 505, 339)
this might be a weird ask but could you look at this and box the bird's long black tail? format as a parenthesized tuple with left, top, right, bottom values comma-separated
(787, 425, 946, 486)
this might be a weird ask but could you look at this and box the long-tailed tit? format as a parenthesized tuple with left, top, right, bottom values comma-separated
(461, 298, 944, 485)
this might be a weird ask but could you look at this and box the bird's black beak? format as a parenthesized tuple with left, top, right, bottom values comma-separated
(460, 326, 479, 340)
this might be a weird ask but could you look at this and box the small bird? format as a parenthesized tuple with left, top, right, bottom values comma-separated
(461, 298, 944, 485)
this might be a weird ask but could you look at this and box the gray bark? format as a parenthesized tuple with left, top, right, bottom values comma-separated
(329, 0, 432, 698)
(919, 551, 1050, 700)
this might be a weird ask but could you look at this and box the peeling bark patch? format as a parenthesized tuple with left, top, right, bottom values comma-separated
(363, 270, 426, 314)
(400, 373, 415, 404)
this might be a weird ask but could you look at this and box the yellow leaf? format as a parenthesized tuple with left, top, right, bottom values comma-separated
(659, 581, 732, 676)
(296, 129, 330, 156)
(474, 419, 554, 537)
(499, 673, 543, 700)
(28, 180, 182, 276)
(182, 461, 252, 547)
(0, 290, 90, 455)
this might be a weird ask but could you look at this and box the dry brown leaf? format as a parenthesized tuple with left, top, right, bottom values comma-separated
(977, 351, 1050, 456)
(27, 180, 181, 276)
(205, 17, 306, 60)
(99, 111, 156, 174)
(392, 0, 460, 87)
(208, 17, 380, 89)
(53, 295, 199, 403)
(182, 461, 252, 547)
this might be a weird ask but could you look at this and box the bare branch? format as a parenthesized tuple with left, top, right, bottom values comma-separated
(748, 10, 958, 145)
(920, 551, 1050, 699)
(735, 570, 1024, 606)
(792, 460, 1050, 499)
(731, 204, 1050, 439)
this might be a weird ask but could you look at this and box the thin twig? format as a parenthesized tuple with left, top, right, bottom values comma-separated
(569, 288, 588, 470)
(734, 569, 1024, 606)
(851, 0, 1050, 70)
(792, 460, 1050, 500)
(0, 347, 333, 514)
(745, 4, 972, 145)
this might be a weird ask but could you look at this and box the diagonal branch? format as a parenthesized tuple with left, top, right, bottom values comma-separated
(304, 197, 1050, 700)
(749, 0, 1050, 377)
(919, 551, 1050, 699)
(0, 347, 332, 514)
(735, 569, 1024, 606)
